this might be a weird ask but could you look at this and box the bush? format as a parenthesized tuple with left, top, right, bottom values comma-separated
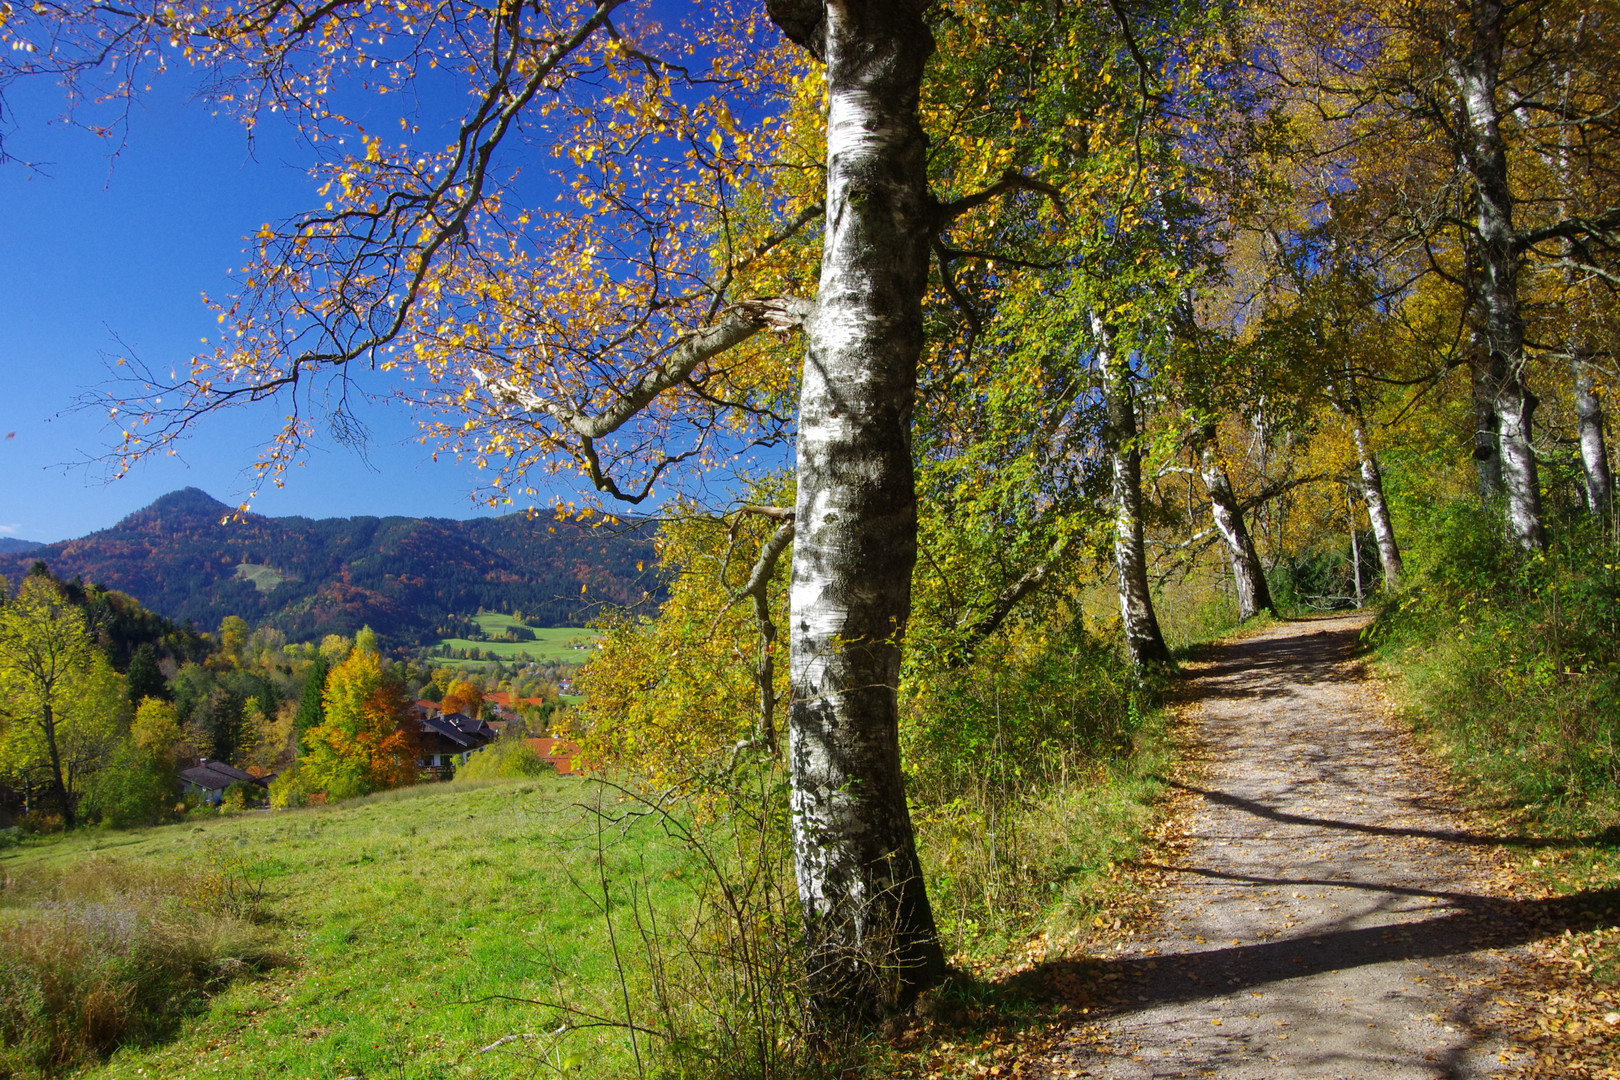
(80, 744, 175, 829)
(322, 771, 373, 803)
(267, 766, 308, 809)
(455, 737, 548, 781)
(901, 616, 1165, 947)
(220, 782, 255, 813)
(0, 860, 283, 1079)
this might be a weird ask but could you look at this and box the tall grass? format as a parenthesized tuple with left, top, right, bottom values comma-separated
(0, 859, 283, 1079)
(902, 617, 1172, 953)
(1368, 502, 1620, 832)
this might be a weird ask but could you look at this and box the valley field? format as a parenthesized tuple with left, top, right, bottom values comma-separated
(1, 777, 690, 1080)
(432, 613, 601, 668)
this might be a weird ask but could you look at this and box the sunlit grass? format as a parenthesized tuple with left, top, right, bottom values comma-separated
(1, 777, 693, 1080)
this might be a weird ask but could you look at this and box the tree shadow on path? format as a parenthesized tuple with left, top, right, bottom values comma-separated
(1008, 882, 1620, 1017)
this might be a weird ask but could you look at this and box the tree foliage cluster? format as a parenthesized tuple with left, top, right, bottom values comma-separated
(0, 562, 577, 827)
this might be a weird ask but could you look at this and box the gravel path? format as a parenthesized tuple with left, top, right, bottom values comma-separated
(1036, 614, 1534, 1079)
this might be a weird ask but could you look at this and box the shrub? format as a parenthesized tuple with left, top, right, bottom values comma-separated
(456, 737, 548, 781)
(267, 766, 308, 809)
(1369, 503, 1620, 830)
(221, 782, 255, 813)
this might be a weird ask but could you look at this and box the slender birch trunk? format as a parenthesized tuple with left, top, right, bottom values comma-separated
(1347, 489, 1364, 606)
(1347, 415, 1404, 588)
(1197, 426, 1276, 620)
(1453, 0, 1545, 549)
(1094, 314, 1170, 667)
(1329, 361, 1404, 588)
(775, 0, 945, 1019)
(1471, 355, 1504, 501)
(1572, 352, 1613, 515)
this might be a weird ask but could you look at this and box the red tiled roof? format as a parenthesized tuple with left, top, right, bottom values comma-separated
(527, 737, 583, 775)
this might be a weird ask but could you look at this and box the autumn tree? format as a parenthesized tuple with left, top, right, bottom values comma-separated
(0, 0, 1257, 1015)
(1255, 0, 1620, 550)
(441, 679, 484, 719)
(0, 575, 125, 828)
(301, 646, 417, 797)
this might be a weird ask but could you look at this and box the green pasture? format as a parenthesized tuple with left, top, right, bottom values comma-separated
(428, 614, 600, 668)
(1, 778, 694, 1080)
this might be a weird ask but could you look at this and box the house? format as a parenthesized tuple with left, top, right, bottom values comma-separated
(179, 760, 272, 805)
(416, 711, 497, 776)
(526, 737, 584, 776)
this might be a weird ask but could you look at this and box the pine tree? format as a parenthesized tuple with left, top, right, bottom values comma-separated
(294, 655, 330, 750)
(126, 643, 169, 704)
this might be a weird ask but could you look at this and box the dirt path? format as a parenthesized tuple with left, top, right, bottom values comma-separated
(1035, 614, 1547, 1079)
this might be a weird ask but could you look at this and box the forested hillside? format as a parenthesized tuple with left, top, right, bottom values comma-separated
(0, 489, 656, 642)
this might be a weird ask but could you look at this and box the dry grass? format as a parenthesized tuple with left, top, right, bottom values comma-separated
(0, 859, 284, 1079)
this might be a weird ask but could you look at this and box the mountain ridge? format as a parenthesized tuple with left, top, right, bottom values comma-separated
(1, 488, 657, 644)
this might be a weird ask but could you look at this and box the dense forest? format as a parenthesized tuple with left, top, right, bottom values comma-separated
(0, 489, 658, 642)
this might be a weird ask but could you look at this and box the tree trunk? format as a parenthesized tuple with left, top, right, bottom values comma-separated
(1573, 351, 1613, 515)
(1453, 0, 1544, 549)
(1348, 489, 1364, 606)
(41, 701, 75, 830)
(1471, 356, 1503, 500)
(1095, 314, 1170, 667)
(1347, 417, 1404, 588)
(1198, 426, 1276, 620)
(779, 0, 945, 1020)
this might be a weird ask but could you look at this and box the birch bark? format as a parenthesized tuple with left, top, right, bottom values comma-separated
(771, 0, 946, 1018)
(1572, 354, 1614, 515)
(1349, 418, 1405, 588)
(1452, 0, 1545, 549)
(1095, 314, 1170, 667)
(1198, 426, 1276, 620)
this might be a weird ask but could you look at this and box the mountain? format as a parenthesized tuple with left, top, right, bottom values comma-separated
(0, 488, 658, 643)
(0, 538, 42, 554)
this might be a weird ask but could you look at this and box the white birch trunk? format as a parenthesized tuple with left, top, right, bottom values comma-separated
(1095, 314, 1170, 667)
(1198, 426, 1275, 620)
(1348, 417, 1405, 588)
(773, 0, 945, 1019)
(1573, 353, 1614, 516)
(1453, 0, 1545, 549)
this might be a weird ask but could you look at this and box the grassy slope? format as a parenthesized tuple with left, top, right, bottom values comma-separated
(2, 778, 689, 1080)
(432, 614, 601, 667)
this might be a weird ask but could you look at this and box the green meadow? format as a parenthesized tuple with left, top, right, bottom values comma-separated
(430, 614, 601, 668)
(1, 778, 691, 1080)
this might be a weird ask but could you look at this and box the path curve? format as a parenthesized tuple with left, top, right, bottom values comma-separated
(1037, 614, 1533, 1079)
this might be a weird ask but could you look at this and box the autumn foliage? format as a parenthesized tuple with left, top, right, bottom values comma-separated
(300, 647, 417, 797)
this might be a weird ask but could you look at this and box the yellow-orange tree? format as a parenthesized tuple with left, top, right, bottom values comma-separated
(301, 646, 417, 797)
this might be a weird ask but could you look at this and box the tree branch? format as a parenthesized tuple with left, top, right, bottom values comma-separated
(933, 169, 1067, 228)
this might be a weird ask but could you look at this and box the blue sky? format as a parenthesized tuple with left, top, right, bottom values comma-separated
(0, 80, 524, 543)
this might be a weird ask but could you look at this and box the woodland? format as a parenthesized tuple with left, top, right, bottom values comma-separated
(2, 0, 1620, 1074)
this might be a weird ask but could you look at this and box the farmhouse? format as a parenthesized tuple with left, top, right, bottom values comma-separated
(527, 737, 583, 776)
(417, 711, 496, 775)
(179, 760, 271, 805)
